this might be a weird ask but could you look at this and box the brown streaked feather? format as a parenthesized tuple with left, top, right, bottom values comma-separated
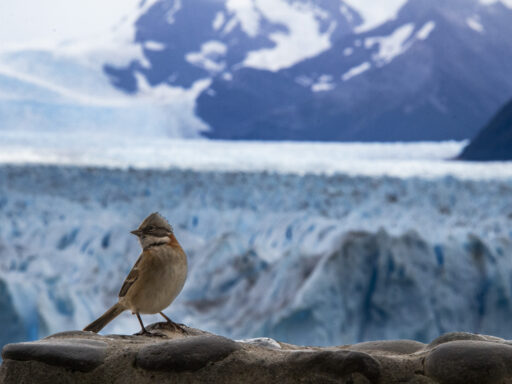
(118, 253, 144, 297)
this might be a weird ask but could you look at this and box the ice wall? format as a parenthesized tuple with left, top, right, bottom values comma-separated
(1, 165, 511, 349)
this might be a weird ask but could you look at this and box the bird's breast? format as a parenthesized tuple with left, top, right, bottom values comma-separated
(131, 245, 187, 314)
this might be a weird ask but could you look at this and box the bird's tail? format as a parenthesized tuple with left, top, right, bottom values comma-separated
(83, 303, 125, 333)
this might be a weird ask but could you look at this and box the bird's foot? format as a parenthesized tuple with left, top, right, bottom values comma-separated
(134, 329, 166, 337)
(167, 321, 187, 334)
(148, 331, 167, 337)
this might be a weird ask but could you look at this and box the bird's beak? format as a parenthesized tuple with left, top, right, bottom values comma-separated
(130, 229, 142, 236)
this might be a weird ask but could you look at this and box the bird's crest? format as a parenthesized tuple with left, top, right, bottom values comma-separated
(139, 212, 173, 233)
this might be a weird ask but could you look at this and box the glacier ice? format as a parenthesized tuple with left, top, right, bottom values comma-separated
(6, 136, 512, 181)
(1, 165, 512, 351)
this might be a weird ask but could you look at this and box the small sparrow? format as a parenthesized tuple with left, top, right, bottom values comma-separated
(83, 212, 188, 335)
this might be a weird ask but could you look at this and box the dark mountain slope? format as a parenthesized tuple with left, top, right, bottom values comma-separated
(459, 99, 512, 161)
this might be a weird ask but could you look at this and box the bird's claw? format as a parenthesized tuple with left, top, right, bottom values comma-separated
(168, 321, 187, 333)
(134, 329, 165, 337)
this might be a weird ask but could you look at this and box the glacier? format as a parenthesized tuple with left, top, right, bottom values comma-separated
(5, 135, 512, 180)
(1, 163, 512, 351)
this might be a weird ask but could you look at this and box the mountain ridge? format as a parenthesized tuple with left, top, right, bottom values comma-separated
(103, 0, 512, 141)
(1, 0, 511, 141)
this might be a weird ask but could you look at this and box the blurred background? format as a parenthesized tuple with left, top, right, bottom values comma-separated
(1, 0, 512, 351)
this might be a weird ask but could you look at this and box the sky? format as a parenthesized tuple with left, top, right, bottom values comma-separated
(2, 0, 512, 48)
(0, 0, 413, 47)
(0, 0, 142, 47)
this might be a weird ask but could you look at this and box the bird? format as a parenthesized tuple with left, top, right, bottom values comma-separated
(83, 212, 188, 335)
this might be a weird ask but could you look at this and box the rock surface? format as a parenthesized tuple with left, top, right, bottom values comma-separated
(2, 323, 512, 383)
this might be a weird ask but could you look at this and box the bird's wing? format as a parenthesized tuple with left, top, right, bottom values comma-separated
(118, 251, 145, 298)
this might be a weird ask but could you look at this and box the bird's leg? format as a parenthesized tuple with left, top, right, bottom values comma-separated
(159, 311, 172, 323)
(135, 313, 151, 336)
(159, 312, 186, 332)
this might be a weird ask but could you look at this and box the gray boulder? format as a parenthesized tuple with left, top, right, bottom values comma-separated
(2, 323, 512, 383)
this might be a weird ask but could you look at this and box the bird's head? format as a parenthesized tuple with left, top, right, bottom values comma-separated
(131, 212, 173, 248)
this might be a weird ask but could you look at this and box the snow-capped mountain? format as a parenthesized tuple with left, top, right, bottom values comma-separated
(1, 0, 512, 141)
(106, 0, 512, 141)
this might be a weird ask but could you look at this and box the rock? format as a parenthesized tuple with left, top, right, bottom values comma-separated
(424, 340, 512, 384)
(1, 338, 106, 372)
(3, 323, 512, 383)
(427, 332, 496, 349)
(281, 350, 381, 383)
(348, 340, 426, 355)
(136, 335, 241, 372)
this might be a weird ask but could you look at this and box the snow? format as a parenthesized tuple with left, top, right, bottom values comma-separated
(185, 41, 228, 73)
(1, 137, 512, 181)
(343, 47, 354, 56)
(144, 41, 166, 51)
(311, 75, 335, 92)
(311, 82, 335, 92)
(225, 0, 261, 37)
(295, 75, 313, 87)
(165, 0, 182, 24)
(0, 35, 210, 137)
(416, 21, 436, 40)
(339, 4, 354, 23)
(222, 16, 239, 35)
(242, 0, 335, 72)
(342, 0, 409, 33)
(480, 0, 512, 9)
(342, 61, 371, 81)
(467, 17, 485, 33)
(212, 12, 226, 31)
(365, 23, 415, 66)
